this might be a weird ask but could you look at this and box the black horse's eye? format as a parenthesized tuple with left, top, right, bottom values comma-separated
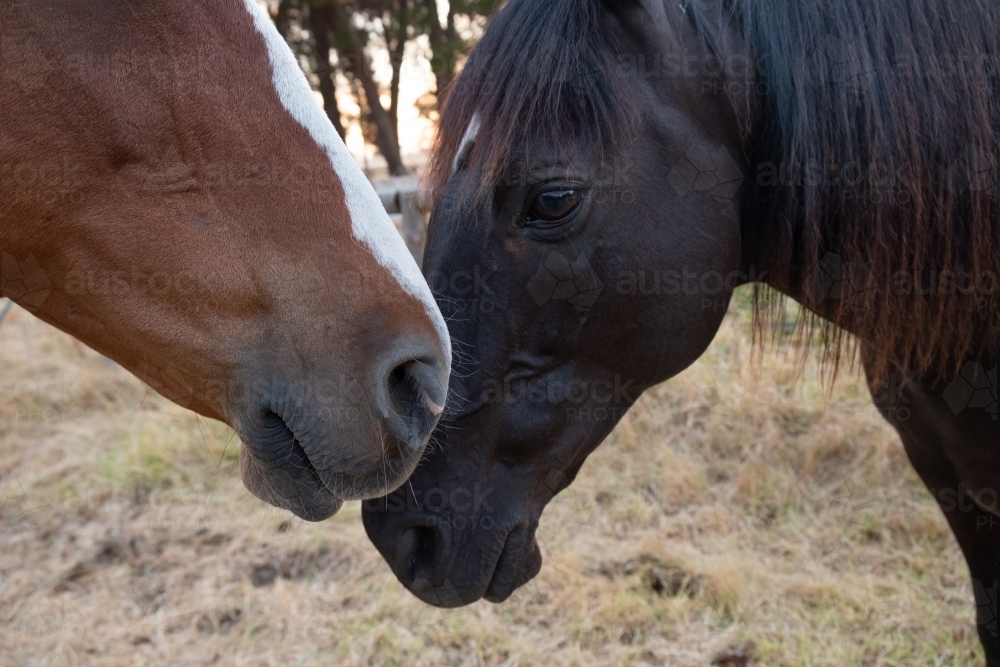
(527, 189, 583, 225)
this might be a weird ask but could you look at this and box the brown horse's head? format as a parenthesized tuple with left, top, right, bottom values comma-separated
(0, 0, 449, 520)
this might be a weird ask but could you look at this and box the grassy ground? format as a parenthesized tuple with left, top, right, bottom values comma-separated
(0, 295, 984, 666)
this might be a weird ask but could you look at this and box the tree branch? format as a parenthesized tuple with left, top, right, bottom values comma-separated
(308, 5, 346, 140)
(326, 1, 406, 175)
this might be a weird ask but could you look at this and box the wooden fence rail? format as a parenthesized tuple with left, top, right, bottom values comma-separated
(371, 175, 430, 267)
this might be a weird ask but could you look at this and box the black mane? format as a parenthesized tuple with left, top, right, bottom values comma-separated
(706, 0, 999, 379)
(430, 0, 1000, 381)
(426, 0, 637, 201)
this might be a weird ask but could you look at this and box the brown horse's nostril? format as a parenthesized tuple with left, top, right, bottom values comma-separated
(380, 353, 447, 451)
(387, 361, 420, 442)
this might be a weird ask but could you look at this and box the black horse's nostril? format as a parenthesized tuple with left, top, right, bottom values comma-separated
(379, 354, 446, 451)
(404, 524, 439, 580)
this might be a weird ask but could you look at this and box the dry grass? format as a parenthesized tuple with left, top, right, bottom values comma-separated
(0, 294, 984, 667)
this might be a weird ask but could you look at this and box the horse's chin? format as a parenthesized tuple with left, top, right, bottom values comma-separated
(382, 520, 544, 608)
(233, 405, 429, 521)
(239, 444, 423, 522)
(239, 449, 344, 522)
(482, 532, 543, 603)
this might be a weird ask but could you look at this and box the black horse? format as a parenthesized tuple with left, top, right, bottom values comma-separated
(364, 0, 1000, 660)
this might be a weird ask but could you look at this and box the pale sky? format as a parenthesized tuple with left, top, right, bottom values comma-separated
(340, 35, 439, 174)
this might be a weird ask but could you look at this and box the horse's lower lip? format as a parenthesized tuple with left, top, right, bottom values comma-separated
(240, 411, 421, 513)
(239, 446, 343, 521)
(238, 411, 346, 521)
(484, 531, 541, 603)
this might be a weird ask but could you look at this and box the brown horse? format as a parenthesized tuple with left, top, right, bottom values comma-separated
(1, 0, 450, 522)
(363, 0, 1000, 660)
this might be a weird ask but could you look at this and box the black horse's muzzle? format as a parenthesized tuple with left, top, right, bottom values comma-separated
(363, 490, 543, 606)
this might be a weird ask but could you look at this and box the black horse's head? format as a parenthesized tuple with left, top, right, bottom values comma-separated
(360, 1, 1000, 662)
(364, 0, 750, 605)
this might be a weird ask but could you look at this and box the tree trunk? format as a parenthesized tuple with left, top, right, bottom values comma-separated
(423, 0, 457, 101)
(274, 0, 293, 40)
(308, 6, 346, 140)
(389, 27, 406, 129)
(325, 2, 406, 175)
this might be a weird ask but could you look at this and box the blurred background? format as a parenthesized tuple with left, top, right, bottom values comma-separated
(0, 296, 982, 666)
(0, 2, 985, 666)
(266, 0, 500, 178)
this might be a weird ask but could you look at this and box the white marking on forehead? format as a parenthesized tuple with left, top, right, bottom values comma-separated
(241, 0, 451, 366)
(451, 113, 481, 175)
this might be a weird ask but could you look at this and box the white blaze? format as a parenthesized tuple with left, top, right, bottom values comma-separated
(241, 0, 451, 366)
(452, 113, 481, 175)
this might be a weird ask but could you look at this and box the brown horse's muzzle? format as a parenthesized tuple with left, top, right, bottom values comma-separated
(234, 336, 448, 521)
